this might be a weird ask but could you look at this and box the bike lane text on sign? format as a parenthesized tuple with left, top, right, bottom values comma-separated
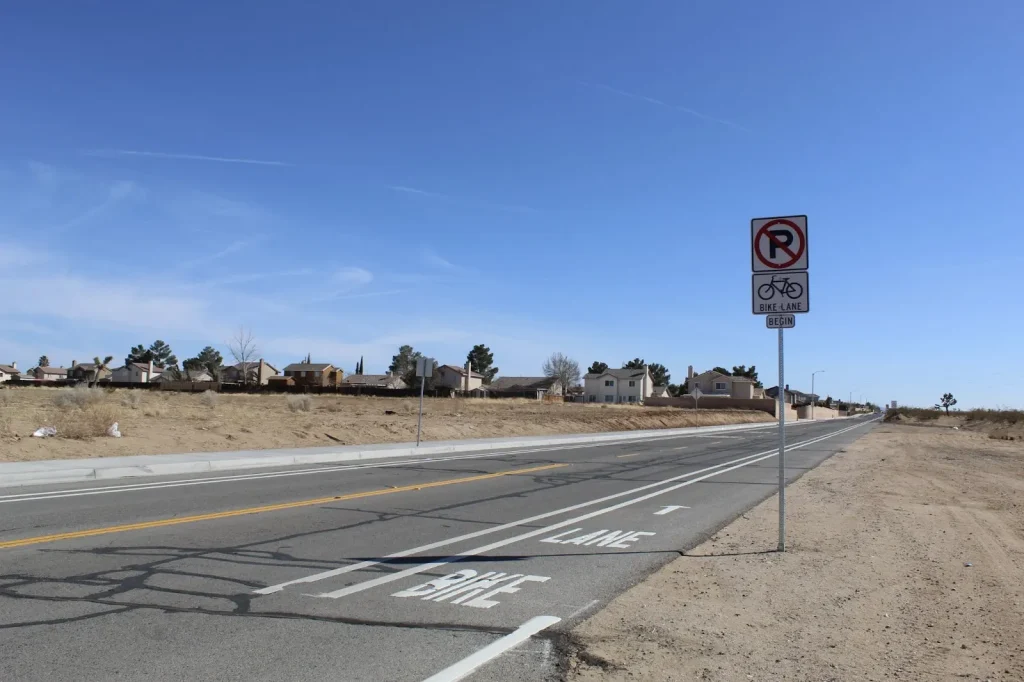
(752, 272, 809, 314)
(751, 215, 808, 272)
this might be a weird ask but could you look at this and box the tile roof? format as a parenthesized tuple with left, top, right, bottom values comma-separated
(342, 374, 406, 387)
(439, 364, 485, 379)
(284, 363, 334, 372)
(0, 365, 19, 374)
(584, 367, 647, 380)
(489, 376, 558, 391)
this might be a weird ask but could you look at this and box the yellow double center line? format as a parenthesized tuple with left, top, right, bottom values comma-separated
(0, 463, 567, 550)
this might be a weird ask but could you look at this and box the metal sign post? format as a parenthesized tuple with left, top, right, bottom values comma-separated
(415, 357, 433, 446)
(777, 327, 786, 552)
(751, 214, 809, 553)
(692, 386, 702, 411)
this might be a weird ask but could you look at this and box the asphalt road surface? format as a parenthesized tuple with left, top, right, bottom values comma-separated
(0, 415, 877, 681)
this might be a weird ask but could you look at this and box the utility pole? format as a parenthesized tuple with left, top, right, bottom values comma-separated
(811, 370, 825, 420)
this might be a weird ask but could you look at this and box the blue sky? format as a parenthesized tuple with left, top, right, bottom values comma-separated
(1, 1, 1022, 409)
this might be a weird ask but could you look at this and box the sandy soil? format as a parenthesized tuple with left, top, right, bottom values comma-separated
(565, 421, 1024, 682)
(0, 387, 772, 462)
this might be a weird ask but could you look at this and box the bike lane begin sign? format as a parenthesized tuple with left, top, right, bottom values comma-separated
(751, 215, 808, 272)
(752, 272, 809, 314)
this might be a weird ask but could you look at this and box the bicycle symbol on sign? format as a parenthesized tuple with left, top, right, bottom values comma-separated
(757, 276, 804, 301)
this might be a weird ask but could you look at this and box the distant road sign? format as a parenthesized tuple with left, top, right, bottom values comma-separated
(752, 272, 809, 314)
(766, 314, 796, 329)
(751, 215, 808, 272)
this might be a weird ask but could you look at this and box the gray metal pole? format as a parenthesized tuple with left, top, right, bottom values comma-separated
(416, 377, 425, 446)
(811, 372, 815, 421)
(778, 327, 786, 552)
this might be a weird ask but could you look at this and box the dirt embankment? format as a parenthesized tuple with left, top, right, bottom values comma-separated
(565, 422, 1024, 682)
(0, 388, 772, 462)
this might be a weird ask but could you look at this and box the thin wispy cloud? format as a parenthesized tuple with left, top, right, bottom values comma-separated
(388, 185, 538, 214)
(422, 247, 457, 271)
(177, 239, 254, 270)
(333, 266, 374, 287)
(388, 185, 447, 199)
(311, 288, 409, 304)
(84, 149, 293, 167)
(580, 81, 749, 132)
(50, 180, 138, 234)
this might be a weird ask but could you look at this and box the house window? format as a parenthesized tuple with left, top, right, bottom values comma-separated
(715, 382, 728, 391)
(605, 395, 614, 403)
(628, 395, 637, 403)
(604, 380, 614, 386)
(589, 395, 596, 403)
(628, 380, 636, 387)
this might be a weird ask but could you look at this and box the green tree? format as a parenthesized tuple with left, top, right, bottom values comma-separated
(647, 363, 670, 386)
(466, 344, 498, 384)
(126, 340, 178, 368)
(184, 346, 223, 380)
(936, 392, 957, 415)
(587, 361, 608, 375)
(623, 358, 645, 369)
(824, 395, 833, 408)
(711, 366, 731, 376)
(90, 355, 113, 387)
(38, 355, 50, 367)
(731, 365, 762, 388)
(357, 356, 364, 375)
(389, 345, 418, 377)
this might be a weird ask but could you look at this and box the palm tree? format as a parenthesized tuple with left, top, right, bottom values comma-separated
(90, 355, 113, 388)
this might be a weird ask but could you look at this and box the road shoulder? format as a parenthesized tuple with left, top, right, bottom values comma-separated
(561, 423, 1024, 681)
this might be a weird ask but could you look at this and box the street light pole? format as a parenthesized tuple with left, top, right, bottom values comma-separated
(811, 370, 825, 420)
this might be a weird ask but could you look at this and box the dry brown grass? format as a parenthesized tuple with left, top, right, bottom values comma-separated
(53, 403, 122, 439)
(0, 388, 773, 462)
(286, 394, 314, 412)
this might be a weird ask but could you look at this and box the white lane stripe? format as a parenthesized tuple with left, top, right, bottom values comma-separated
(252, 437, 800, 595)
(3, 420, 819, 503)
(420, 615, 561, 682)
(0, 439, 663, 504)
(308, 420, 874, 599)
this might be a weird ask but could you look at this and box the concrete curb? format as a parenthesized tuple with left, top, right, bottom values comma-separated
(0, 419, 814, 489)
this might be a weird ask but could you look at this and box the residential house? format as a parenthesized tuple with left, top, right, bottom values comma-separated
(68, 360, 112, 384)
(221, 359, 279, 385)
(765, 385, 817, 406)
(434, 364, 484, 392)
(151, 368, 214, 383)
(686, 367, 760, 399)
(650, 385, 670, 398)
(283, 362, 341, 387)
(28, 366, 68, 382)
(110, 361, 163, 384)
(342, 373, 408, 390)
(583, 366, 652, 404)
(0, 362, 20, 383)
(487, 376, 563, 399)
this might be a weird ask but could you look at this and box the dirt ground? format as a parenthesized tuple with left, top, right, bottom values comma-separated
(565, 420, 1024, 682)
(0, 387, 772, 462)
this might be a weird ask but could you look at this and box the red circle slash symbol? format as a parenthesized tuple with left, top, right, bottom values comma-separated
(755, 219, 805, 269)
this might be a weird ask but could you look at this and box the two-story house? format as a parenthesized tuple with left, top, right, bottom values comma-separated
(434, 364, 484, 392)
(583, 367, 652, 404)
(686, 368, 761, 399)
(0, 362, 20, 383)
(282, 362, 341, 387)
(28, 366, 68, 382)
(221, 359, 279, 385)
(110, 361, 163, 384)
(68, 360, 112, 384)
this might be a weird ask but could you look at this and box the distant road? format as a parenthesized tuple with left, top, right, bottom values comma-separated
(0, 416, 876, 682)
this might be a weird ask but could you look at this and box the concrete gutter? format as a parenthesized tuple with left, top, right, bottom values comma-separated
(0, 419, 810, 489)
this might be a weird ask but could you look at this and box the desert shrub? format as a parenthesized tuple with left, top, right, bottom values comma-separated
(54, 404, 121, 439)
(287, 394, 314, 412)
(199, 390, 219, 408)
(963, 408, 1024, 424)
(53, 386, 105, 409)
(121, 391, 143, 409)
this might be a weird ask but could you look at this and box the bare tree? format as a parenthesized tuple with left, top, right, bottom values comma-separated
(542, 352, 581, 393)
(228, 327, 260, 387)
